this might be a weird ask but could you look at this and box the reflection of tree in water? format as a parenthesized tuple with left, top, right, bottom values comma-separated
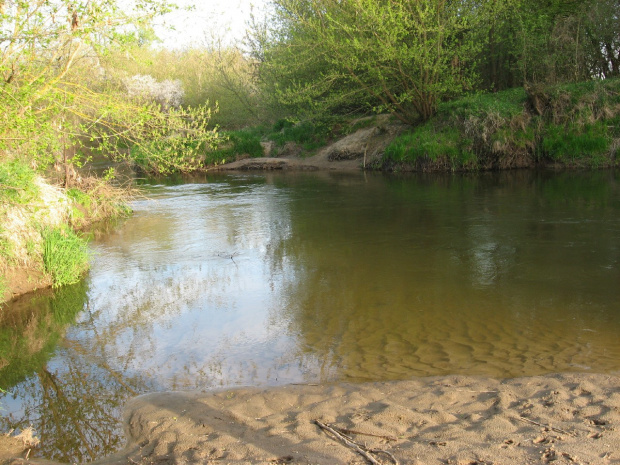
(3, 171, 619, 461)
(2, 176, 299, 461)
(16, 344, 149, 462)
(0, 282, 155, 462)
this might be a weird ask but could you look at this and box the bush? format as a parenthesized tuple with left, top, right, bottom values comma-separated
(227, 130, 264, 158)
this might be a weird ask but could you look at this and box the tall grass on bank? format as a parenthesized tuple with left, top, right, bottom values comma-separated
(42, 227, 89, 288)
(383, 78, 620, 171)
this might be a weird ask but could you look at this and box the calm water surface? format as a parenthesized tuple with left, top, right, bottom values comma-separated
(1, 170, 619, 461)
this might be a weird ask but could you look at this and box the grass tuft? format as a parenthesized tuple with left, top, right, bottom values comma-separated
(42, 227, 90, 288)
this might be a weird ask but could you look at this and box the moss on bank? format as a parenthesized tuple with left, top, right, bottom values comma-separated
(0, 159, 129, 303)
(381, 79, 620, 171)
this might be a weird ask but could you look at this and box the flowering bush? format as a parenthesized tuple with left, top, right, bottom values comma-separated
(124, 74, 184, 109)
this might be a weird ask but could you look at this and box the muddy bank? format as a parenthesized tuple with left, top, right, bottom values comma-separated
(5, 373, 620, 464)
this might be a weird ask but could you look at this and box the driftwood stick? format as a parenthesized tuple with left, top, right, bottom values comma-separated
(517, 416, 573, 436)
(313, 420, 382, 465)
(337, 427, 398, 442)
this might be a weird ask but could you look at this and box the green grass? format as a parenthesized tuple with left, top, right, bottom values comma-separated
(42, 227, 90, 288)
(66, 187, 94, 222)
(0, 228, 13, 262)
(384, 124, 476, 169)
(383, 78, 620, 170)
(66, 187, 93, 208)
(212, 117, 345, 163)
(438, 87, 527, 120)
(542, 122, 609, 163)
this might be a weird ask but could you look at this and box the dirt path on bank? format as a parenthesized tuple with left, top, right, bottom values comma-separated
(4, 373, 620, 465)
(213, 115, 406, 173)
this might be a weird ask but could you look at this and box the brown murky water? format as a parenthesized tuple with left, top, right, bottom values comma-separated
(1, 170, 619, 461)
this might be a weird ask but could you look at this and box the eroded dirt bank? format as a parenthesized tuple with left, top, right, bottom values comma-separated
(5, 373, 620, 464)
(213, 115, 406, 172)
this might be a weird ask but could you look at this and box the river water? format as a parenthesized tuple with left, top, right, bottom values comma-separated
(1, 170, 620, 461)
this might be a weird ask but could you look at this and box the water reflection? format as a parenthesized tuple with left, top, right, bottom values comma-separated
(0, 283, 145, 461)
(1, 170, 619, 461)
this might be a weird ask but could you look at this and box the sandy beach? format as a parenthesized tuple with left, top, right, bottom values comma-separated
(5, 372, 617, 465)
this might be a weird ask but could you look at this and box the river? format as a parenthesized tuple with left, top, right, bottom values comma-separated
(1, 169, 619, 461)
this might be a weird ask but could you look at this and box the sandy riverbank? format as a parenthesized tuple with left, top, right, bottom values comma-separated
(5, 372, 620, 465)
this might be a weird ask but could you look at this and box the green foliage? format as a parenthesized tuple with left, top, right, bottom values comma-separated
(248, 0, 619, 125)
(220, 130, 264, 159)
(0, 160, 39, 204)
(103, 45, 261, 129)
(272, 119, 296, 132)
(213, 117, 345, 162)
(466, 0, 619, 91)
(66, 188, 93, 209)
(66, 188, 93, 222)
(0, 0, 221, 177)
(42, 227, 90, 288)
(268, 120, 330, 151)
(107, 103, 222, 174)
(255, 0, 479, 124)
(0, 281, 86, 390)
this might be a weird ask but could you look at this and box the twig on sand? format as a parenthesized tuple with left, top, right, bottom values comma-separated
(337, 427, 398, 442)
(517, 416, 574, 436)
(313, 420, 399, 465)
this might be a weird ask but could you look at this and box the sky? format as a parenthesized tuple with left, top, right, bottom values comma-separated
(153, 0, 270, 49)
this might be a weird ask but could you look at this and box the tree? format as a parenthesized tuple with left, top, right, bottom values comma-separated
(253, 0, 479, 124)
(469, 0, 619, 89)
(0, 0, 220, 175)
(584, 0, 620, 78)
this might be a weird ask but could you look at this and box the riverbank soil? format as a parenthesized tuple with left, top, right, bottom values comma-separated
(215, 115, 407, 172)
(5, 373, 620, 464)
(1, 268, 51, 303)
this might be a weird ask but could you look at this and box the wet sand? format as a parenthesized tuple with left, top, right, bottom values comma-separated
(16, 373, 609, 465)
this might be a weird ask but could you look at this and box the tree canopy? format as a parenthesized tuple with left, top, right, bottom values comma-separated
(249, 0, 620, 124)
